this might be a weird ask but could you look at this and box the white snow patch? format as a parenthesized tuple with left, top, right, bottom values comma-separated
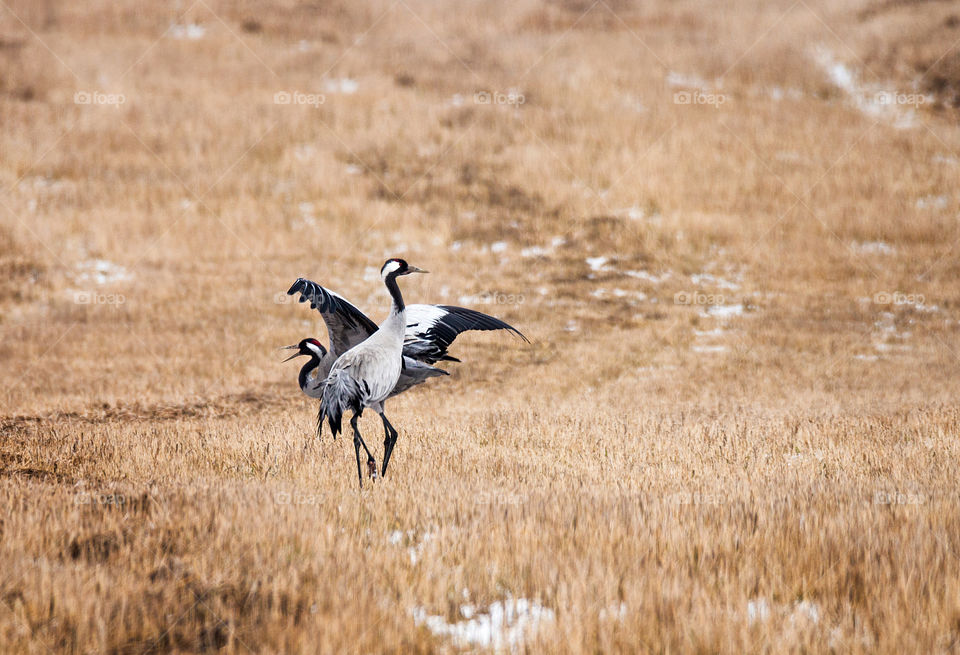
(691, 272, 740, 290)
(169, 23, 206, 40)
(613, 205, 648, 221)
(521, 236, 565, 258)
(599, 602, 628, 621)
(623, 270, 670, 284)
(692, 344, 728, 353)
(791, 601, 821, 625)
(667, 71, 712, 89)
(591, 288, 646, 301)
(916, 195, 948, 210)
(74, 259, 130, 285)
(852, 241, 895, 255)
(490, 241, 508, 254)
(702, 304, 744, 319)
(387, 530, 434, 565)
(586, 256, 610, 272)
(323, 78, 359, 95)
(812, 47, 922, 128)
(767, 86, 804, 102)
(411, 597, 555, 649)
(747, 598, 771, 624)
(521, 245, 549, 258)
(694, 328, 725, 338)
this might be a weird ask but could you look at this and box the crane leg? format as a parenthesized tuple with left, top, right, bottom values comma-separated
(350, 413, 377, 486)
(379, 413, 399, 477)
(315, 403, 326, 440)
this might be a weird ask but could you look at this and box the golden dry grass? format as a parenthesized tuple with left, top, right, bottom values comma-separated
(3, 0, 960, 652)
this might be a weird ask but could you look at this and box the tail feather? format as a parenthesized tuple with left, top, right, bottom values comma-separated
(320, 368, 364, 437)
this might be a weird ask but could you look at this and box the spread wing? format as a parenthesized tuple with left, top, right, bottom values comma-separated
(287, 277, 378, 356)
(403, 304, 529, 364)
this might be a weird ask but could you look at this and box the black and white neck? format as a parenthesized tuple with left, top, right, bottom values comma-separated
(296, 338, 327, 393)
(298, 349, 322, 392)
(382, 261, 406, 314)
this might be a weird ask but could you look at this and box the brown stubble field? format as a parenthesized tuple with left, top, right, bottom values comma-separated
(2, 0, 960, 652)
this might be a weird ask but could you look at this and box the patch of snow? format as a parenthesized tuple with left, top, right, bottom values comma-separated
(667, 71, 712, 89)
(691, 272, 740, 290)
(323, 78, 359, 95)
(592, 288, 646, 301)
(812, 47, 922, 129)
(521, 236, 565, 258)
(74, 259, 130, 285)
(623, 270, 670, 284)
(614, 206, 648, 221)
(345, 164, 363, 175)
(702, 304, 744, 319)
(791, 600, 821, 625)
(767, 86, 804, 102)
(599, 602, 627, 621)
(586, 256, 611, 272)
(169, 23, 206, 40)
(852, 241, 895, 255)
(411, 597, 555, 650)
(490, 241, 508, 254)
(747, 598, 820, 627)
(694, 328, 725, 338)
(692, 344, 727, 353)
(916, 195, 948, 210)
(747, 598, 771, 624)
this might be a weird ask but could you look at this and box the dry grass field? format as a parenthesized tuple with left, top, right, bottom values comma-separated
(3, 0, 960, 652)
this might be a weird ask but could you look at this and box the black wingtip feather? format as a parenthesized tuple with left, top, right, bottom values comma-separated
(436, 305, 530, 343)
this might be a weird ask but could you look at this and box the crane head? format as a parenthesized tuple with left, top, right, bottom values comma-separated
(281, 338, 327, 362)
(381, 258, 428, 278)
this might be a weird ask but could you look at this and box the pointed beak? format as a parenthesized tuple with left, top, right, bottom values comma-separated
(406, 266, 428, 274)
(280, 344, 303, 362)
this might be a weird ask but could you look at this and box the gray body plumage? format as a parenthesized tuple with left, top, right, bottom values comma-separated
(301, 354, 447, 400)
